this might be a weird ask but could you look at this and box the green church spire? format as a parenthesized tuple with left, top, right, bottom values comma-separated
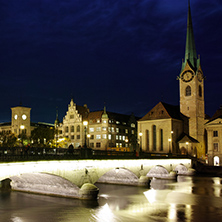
(181, 1, 199, 72)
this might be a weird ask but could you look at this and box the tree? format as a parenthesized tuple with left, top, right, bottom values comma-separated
(31, 126, 55, 147)
(0, 131, 17, 147)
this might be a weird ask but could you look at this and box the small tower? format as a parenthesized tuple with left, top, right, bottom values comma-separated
(11, 106, 31, 136)
(179, 1, 205, 157)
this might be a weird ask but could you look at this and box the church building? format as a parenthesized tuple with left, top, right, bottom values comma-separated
(138, 3, 206, 159)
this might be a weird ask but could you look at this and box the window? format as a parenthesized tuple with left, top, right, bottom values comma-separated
(199, 85, 202, 97)
(125, 129, 128, 134)
(89, 127, 94, 133)
(116, 135, 119, 140)
(96, 135, 101, 139)
(77, 125, 80, 132)
(90, 135, 94, 139)
(116, 128, 119, 133)
(102, 127, 107, 131)
(71, 135, 74, 140)
(70, 114, 74, 119)
(108, 134, 111, 140)
(153, 125, 156, 151)
(96, 143, 101, 148)
(122, 136, 126, 141)
(160, 129, 163, 151)
(185, 86, 191, 96)
(146, 130, 149, 151)
(65, 126, 69, 133)
(103, 120, 107, 123)
(90, 143, 94, 148)
(102, 134, 107, 139)
(213, 131, 218, 137)
(96, 127, 101, 132)
(214, 143, 219, 152)
(132, 130, 134, 134)
(119, 135, 122, 140)
(131, 123, 135, 128)
(71, 126, 74, 132)
(97, 119, 100, 123)
(77, 135, 80, 139)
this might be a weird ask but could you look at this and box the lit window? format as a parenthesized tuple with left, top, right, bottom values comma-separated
(116, 121, 120, 124)
(119, 135, 122, 140)
(132, 130, 134, 134)
(131, 123, 135, 128)
(102, 127, 107, 131)
(96, 127, 101, 132)
(108, 134, 111, 140)
(89, 128, 94, 133)
(116, 143, 119, 147)
(116, 128, 119, 133)
(125, 129, 128, 134)
(97, 119, 100, 123)
(102, 134, 107, 139)
(116, 135, 118, 140)
(103, 120, 107, 123)
(111, 127, 115, 132)
(96, 135, 101, 139)
(123, 136, 125, 141)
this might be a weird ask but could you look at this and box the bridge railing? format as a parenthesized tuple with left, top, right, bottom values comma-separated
(0, 147, 191, 162)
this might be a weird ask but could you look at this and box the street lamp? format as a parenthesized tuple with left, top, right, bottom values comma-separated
(87, 134, 90, 147)
(83, 121, 88, 148)
(168, 138, 172, 153)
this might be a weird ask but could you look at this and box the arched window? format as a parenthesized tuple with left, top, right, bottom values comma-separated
(152, 125, 156, 151)
(199, 85, 202, 97)
(185, 86, 191, 96)
(65, 126, 69, 133)
(160, 129, 163, 151)
(77, 125, 80, 132)
(214, 156, 220, 166)
(146, 130, 149, 151)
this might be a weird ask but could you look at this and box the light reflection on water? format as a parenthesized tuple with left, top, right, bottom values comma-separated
(1, 176, 222, 221)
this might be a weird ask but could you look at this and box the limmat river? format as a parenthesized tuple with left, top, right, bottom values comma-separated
(1, 176, 222, 222)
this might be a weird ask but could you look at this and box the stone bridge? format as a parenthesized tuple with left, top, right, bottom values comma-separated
(0, 158, 192, 199)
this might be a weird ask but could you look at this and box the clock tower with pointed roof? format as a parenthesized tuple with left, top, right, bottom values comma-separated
(179, 1, 205, 157)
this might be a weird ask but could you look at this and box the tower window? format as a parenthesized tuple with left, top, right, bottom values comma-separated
(199, 85, 202, 97)
(185, 86, 191, 96)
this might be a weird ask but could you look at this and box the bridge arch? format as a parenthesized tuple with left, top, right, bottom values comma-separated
(97, 167, 139, 185)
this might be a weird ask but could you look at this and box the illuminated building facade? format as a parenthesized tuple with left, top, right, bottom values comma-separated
(57, 99, 137, 151)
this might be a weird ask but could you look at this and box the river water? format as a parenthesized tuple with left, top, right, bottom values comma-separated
(1, 175, 222, 222)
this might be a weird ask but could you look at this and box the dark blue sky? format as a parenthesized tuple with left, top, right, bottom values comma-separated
(0, 0, 222, 123)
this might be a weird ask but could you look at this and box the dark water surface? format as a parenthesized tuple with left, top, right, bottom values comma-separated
(1, 176, 222, 222)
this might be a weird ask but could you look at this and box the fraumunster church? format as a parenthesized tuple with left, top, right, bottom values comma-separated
(138, 2, 219, 166)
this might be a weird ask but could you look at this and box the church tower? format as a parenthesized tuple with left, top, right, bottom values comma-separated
(179, 2, 205, 157)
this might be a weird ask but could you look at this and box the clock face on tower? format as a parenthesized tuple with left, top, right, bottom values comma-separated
(22, 114, 27, 120)
(197, 70, 203, 82)
(14, 114, 18, 120)
(181, 70, 194, 82)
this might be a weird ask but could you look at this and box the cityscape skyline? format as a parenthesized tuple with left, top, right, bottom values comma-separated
(0, 0, 222, 123)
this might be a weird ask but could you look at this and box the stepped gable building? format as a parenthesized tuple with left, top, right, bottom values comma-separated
(138, 2, 206, 159)
(57, 99, 137, 151)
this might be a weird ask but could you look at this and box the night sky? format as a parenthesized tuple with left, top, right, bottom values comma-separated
(0, 0, 222, 123)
